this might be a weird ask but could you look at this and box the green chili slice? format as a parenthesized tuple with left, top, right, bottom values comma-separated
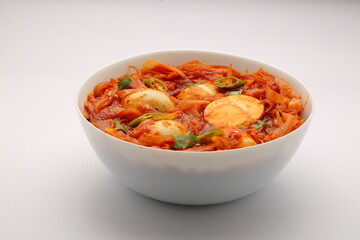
(113, 118, 127, 133)
(174, 129, 224, 149)
(196, 129, 224, 144)
(228, 88, 244, 96)
(128, 112, 172, 127)
(144, 78, 168, 91)
(214, 76, 244, 89)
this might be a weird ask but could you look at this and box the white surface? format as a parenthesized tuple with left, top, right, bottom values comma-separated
(1, 0, 359, 239)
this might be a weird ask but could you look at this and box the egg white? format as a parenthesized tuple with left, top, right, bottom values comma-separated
(177, 83, 218, 100)
(122, 89, 175, 112)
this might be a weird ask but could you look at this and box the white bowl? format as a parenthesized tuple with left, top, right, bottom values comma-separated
(76, 50, 315, 205)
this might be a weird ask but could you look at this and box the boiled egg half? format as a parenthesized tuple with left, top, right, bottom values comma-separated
(177, 82, 218, 100)
(204, 95, 264, 127)
(121, 89, 175, 112)
(132, 120, 188, 137)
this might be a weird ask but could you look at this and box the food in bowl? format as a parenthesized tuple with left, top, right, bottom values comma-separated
(77, 50, 314, 205)
(83, 60, 305, 151)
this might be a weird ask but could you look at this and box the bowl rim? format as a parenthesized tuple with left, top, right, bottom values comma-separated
(75, 49, 315, 154)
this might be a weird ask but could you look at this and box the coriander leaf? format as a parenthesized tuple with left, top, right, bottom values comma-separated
(252, 120, 268, 130)
(113, 118, 127, 133)
(174, 132, 198, 149)
(118, 74, 132, 89)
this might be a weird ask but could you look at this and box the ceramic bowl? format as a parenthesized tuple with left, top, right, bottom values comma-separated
(76, 50, 315, 205)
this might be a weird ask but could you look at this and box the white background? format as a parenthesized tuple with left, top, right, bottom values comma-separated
(1, 0, 360, 239)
